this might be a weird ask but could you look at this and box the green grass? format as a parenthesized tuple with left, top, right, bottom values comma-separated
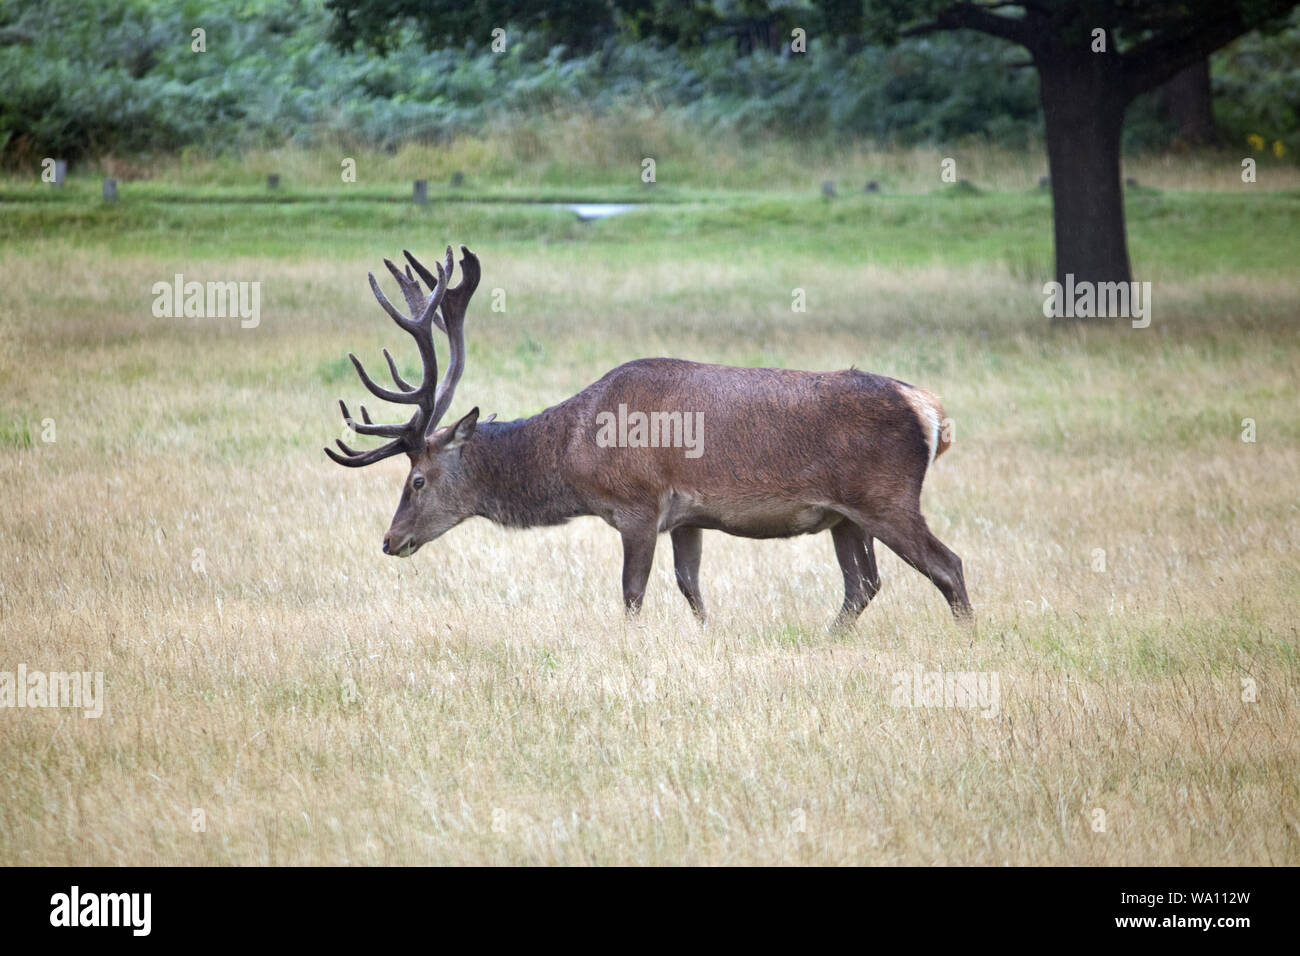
(0, 414, 35, 450)
(3, 185, 1297, 280)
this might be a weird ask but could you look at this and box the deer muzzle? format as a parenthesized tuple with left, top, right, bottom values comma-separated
(382, 535, 420, 557)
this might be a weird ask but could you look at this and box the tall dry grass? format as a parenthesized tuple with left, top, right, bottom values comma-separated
(0, 240, 1297, 864)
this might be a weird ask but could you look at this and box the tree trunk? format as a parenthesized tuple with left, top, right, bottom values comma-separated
(1038, 53, 1133, 301)
(1159, 59, 1217, 145)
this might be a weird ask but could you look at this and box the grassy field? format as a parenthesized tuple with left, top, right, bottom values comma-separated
(1, 151, 1298, 864)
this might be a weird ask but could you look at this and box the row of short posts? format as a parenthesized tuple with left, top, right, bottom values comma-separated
(413, 173, 464, 204)
(821, 180, 881, 197)
(820, 178, 1068, 196)
(46, 162, 464, 204)
(46, 161, 117, 200)
(817, 176, 1144, 195)
(52, 166, 1124, 204)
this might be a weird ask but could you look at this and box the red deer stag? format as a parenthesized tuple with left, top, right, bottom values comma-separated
(326, 246, 972, 627)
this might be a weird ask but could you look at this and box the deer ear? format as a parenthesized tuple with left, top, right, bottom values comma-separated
(444, 407, 479, 449)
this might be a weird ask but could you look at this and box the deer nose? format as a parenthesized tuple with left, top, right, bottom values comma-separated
(382, 536, 392, 555)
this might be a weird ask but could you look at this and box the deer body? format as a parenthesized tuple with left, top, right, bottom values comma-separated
(328, 247, 971, 627)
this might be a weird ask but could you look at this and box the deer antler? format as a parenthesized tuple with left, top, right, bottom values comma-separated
(404, 245, 480, 436)
(324, 246, 458, 468)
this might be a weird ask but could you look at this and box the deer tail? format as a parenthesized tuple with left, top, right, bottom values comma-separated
(902, 386, 950, 467)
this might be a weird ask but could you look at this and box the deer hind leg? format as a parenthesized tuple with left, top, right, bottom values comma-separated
(861, 535, 882, 596)
(871, 508, 972, 621)
(831, 521, 881, 629)
(670, 526, 706, 622)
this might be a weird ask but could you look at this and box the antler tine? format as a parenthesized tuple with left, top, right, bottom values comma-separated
(383, 257, 428, 318)
(410, 254, 451, 330)
(367, 272, 416, 332)
(381, 348, 414, 392)
(338, 400, 413, 438)
(324, 436, 408, 468)
(347, 352, 416, 405)
(411, 245, 480, 326)
(403, 246, 454, 333)
(401, 261, 448, 332)
(402, 245, 453, 293)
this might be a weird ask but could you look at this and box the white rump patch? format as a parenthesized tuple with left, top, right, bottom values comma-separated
(902, 387, 942, 467)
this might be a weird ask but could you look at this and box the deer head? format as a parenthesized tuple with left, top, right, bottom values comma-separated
(325, 245, 488, 556)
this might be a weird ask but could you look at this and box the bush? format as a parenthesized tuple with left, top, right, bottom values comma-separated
(2, 0, 1295, 169)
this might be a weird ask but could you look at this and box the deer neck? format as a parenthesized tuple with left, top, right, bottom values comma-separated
(462, 414, 587, 528)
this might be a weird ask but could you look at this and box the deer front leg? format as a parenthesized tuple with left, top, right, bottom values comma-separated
(670, 526, 706, 623)
(618, 517, 659, 615)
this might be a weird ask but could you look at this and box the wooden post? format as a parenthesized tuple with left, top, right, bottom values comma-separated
(102, 178, 118, 201)
(267, 174, 280, 189)
(413, 179, 428, 204)
(53, 160, 67, 187)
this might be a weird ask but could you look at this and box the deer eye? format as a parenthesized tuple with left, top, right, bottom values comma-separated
(412, 475, 425, 490)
